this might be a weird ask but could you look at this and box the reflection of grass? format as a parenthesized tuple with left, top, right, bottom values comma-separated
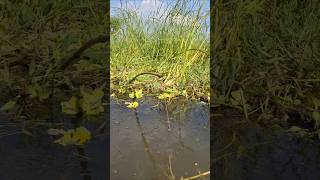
(213, 1, 320, 130)
(111, 0, 209, 101)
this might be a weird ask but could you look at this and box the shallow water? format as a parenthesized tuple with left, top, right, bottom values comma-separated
(110, 98, 210, 180)
(213, 109, 320, 180)
(0, 97, 209, 180)
(0, 112, 107, 180)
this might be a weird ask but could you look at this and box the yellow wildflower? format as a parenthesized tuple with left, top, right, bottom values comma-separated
(134, 89, 143, 99)
(127, 101, 139, 109)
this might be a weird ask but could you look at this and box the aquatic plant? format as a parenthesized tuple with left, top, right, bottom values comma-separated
(48, 126, 91, 146)
(129, 89, 143, 99)
(127, 101, 139, 109)
(61, 86, 104, 116)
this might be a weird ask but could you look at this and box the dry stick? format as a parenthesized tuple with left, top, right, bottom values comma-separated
(181, 171, 210, 180)
(59, 35, 108, 71)
(128, 72, 163, 84)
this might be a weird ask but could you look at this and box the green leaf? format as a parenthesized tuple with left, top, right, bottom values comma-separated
(27, 84, 50, 101)
(80, 86, 104, 115)
(61, 96, 79, 115)
(0, 100, 16, 112)
(231, 90, 242, 103)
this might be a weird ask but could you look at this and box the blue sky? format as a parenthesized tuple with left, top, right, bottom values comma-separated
(110, 0, 210, 27)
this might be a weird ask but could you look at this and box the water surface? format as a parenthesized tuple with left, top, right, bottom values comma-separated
(213, 109, 320, 180)
(111, 97, 210, 180)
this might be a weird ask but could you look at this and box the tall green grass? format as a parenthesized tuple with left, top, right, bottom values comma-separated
(213, 0, 320, 127)
(111, 0, 209, 100)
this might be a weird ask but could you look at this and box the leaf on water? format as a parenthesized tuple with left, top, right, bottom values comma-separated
(53, 127, 91, 146)
(73, 127, 91, 145)
(0, 100, 16, 112)
(61, 96, 79, 115)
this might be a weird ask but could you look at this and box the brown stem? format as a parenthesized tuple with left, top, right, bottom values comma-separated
(128, 72, 163, 84)
(60, 35, 108, 70)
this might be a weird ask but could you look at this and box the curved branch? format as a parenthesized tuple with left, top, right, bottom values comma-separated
(59, 35, 108, 70)
(128, 72, 163, 84)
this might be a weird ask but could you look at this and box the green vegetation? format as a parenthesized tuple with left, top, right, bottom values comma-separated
(213, 0, 320, 134)
(110, 0, 210, 101)
(0, 0, 107, 141)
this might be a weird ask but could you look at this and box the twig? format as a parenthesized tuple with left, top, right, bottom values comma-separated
(181, 171, 210, 180)
(59, 35, 108, 70)
(128, 72, 163, 84)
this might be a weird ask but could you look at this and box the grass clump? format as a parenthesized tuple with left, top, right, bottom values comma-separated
(0, 0, 107, 126)
(212, 0, 320, 133)
(111, 0, 210, 101)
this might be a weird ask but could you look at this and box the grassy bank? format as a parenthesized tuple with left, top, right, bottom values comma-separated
(0, 0, 108, 133)
(212, 0, 320, 133)
(110, 0, 210, 101)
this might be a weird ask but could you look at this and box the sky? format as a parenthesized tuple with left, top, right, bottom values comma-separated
(110, 0, 210, 28)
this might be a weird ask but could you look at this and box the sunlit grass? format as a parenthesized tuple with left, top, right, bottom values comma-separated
(111, 0, 209, 100)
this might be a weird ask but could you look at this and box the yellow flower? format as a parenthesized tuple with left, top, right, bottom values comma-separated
(73, 127, 91, 145)
(158, 93, 173, 100)
(54, 127, 91, 146)
(127, 101, 139, 109)
(128, 89, 143, 99)
(134, 89, 143, 99)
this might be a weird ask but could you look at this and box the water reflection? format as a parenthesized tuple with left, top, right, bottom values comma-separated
(213, 109, 320, 180)
(0, 112, 107, 180)
(111, 97, 210, 180)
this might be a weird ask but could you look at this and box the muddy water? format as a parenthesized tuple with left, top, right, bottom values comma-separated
(110, 98, 210, 180)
